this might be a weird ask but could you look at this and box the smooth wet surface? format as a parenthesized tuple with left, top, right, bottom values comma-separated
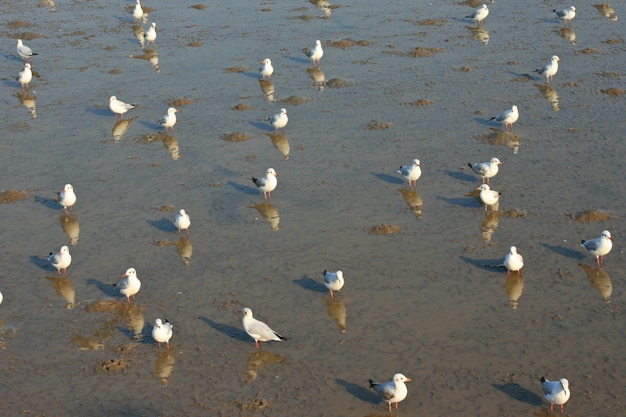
(0, 0, 624, 415)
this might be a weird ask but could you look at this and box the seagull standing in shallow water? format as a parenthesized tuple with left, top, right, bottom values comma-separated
(251, 168, 278, 200)
(17, 39, 37, 62)
(322, 270, 345, 299)
(535, 55, 560, 83)
(159, 107, 179, 135)
(305, 40, 324, 66)
(540, 377, 570, 414)
(503, 246, 524, 276)
(240, 307, 288, 349)
(48, 246, 72, 276)
(397, 159, 422, 188)
(477, 184, 500, 212)
(109, 96, 136, 120)
(258, 58, 274, 80)
(17, 63, 32, 92)
(581, 230, 613, 266)
(468, 157, 502, 184)
(174, 209, 191, 235)
(56, 183, 77, 213)
(466, 4, 489, 26)
(554, 6, 576, 26)
(490, 105, 519, 131)
(267, 108, 288, 134)
(113, 268, 142, 304)
(369, 373, 412, 413)
(152, 318, 173, 349)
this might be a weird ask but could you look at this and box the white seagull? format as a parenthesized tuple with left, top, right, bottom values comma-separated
(466, 4, 489, 26)
(56, 184, 77, 213)
(369, 373, 412, 413)
(490, 105, 519, 131)
(581, 230, 613, 267)
(535, 55, 560, 83)
(322, 270, 345, 299)
(554, 6, 576, 25)
(48, 245, 72, 276)
(17, 39, 37, 62)
(17, 63, 33, 92)
(159, 107, 179, 135)
(240, 307, 288, 349)
(468, 157, 502, 184)
(476, 184, 500, 212)
(132, 0, 144, 20)
(306, 40, 324, 66)
(145, 22, 157, 47)
(174, 209, 191, 235)
(0, 290, 3, 305)
(267, 108, 288, 134)
(397, 159, 422, 188)
(251, 168, 278, 200)
(114, 267, 142, 304)
(259, 58, 274, 80)
(541, 377, 570, 414)
(109, 96, 136, 120)
(152, 318, 173, 349)
(503, 246, 524, 276)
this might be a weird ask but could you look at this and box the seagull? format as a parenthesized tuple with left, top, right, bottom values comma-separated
(581, 230, 613, 267)
(503, 246, 524, 276)
(174, 209, 191, 235)
(17, 39, 37, 62)
(490, 105, 519, 131)
(48, 245, 72, 276)
(397, 159, 422, 188)
(267, 108, 288, 134)
(540, 377, 570, 413)
(305, 40, 324, 67)
(251, 168, 278, 200)
(322, 270, 345, 299)
(476, 184, 500, 212)
(109, 96, 136, 120)
(113, 267, 142, 304)
(240, 307, 288, 349)
(152, 318, 173, 349)
(369, 373, 412, 413)
(145, 22, 157, 47)
(0, 290, 3, 305)
(17, 63, 32, 92)
(159, 107, 179, 135)
(554, 6, 576, 26)
(535, 55, 560, 83)
(132, 0, 144, 20)
(467, 157, 502, 184)
(259, 58, 274, 80)
(466, 4, 489, 26)
(56, 184, 77, 214)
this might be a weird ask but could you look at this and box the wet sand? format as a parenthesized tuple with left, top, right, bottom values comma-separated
(0, 0, 624, 416)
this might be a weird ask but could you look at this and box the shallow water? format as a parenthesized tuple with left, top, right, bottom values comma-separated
(0, 0, 624, 416)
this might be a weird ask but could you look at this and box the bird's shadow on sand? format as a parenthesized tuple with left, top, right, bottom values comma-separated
(228, 180, 259, 196)
(539, 243, 585, 260)
(249, 120, 273, 132)
(473, 116, 502, 129)
(240, 71, 262, 79)
(437, 195, 480, 209)
(492, 382, 543, 405)
(445, 169, 475, 183)
(459, 255, 504, 273)
(293, 275, 327, 294)
(139, 120, 164, 131)
(371, 172, 404, 186)
(147, 217, 176, 233)
(282, 55, 311, 66)
(86, 107, 113, 117)
(34, 195, 62, 211)
(86, 278, 120, 298)
(336, 379, 380, 404)
(197, 316, 250, 342)
(30, 255, 54, 273)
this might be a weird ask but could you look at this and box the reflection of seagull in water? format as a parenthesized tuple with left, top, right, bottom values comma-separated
(267, 133, 290, 160)
(578, 263, 612, 303)
(480, 211, 499, 242)
(325, 298, 346, 332)
(175, 236, 193, 266)
(59, 214, 80, 245)
(535, 84, 559, 111)
(18, 92, 37, 118)
(46, 276, 76, 309)
(504, 274, 524, 309)
(398, 188, 423, 218)
(258, 79, 275, 100)
(249, 201, 280, 230)
(112, 116, 138, 141)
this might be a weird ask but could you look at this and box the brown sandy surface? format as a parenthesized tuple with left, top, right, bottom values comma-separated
(0, 0, 624, 416)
